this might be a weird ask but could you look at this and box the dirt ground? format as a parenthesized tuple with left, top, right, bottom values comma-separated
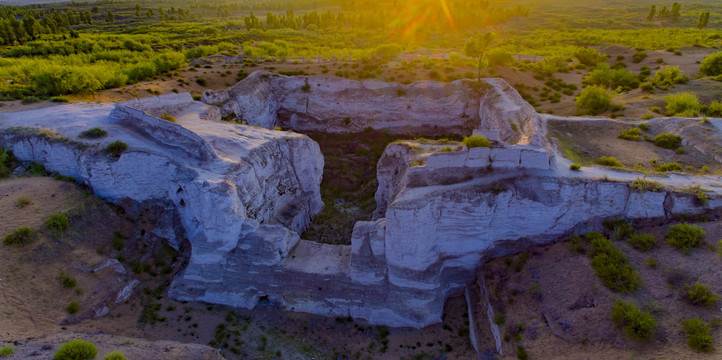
(546, 117, 722, 174)
(484, 218, 722, 360)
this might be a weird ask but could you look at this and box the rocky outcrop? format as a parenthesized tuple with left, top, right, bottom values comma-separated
(0, 98, 323, 270)
(203, 71, 540, 145)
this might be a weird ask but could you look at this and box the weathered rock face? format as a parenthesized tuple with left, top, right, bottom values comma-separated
(0, 95, 323, 267)
(203, 71, 540, 145)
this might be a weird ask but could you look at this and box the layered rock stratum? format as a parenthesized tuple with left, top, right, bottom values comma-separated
(1, 73, 721, 329)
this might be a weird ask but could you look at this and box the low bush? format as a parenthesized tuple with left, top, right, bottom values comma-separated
(603, 219, 634, 240)
(516, 346, 528, 360)
(27, 162, 47, 176)
(699, 52, 722, 77)
(681, 317, 714, 352)
(575, 85, 613, 115)
(0, 344, 13, 357)
(3, 227, 35, 245)
(59, 272, 77, 288)
(627, 233, 657, 251)
(687, 282, 719, 307)
(105, 141, 128, 158)
(707, 100, 722, 117)
(596, 156, 623, 168)
(666, 223, 705, 253)
(618, 128, 641, 141)
(630, 178, 664, 192)
(569, 163, 581, 171)
(0, 148, 17, 178)
(160, 112, 176, 122)
(46, 213, 69, 237)
(664, 92, 701, 117)
(103, 351, 128, 360)
(632, 51, 648, 63)
(574, 47, 607, 67)
(78, 127, 107, 139)
(586, 232, 641, 292)
(462, 135, 490, 148)
(301, 83, 311, 92)
(65, 301, 79, 314)
(652, 133, 682, 149)
(195, 77, 207, 86)
(53, 339, 98, 360)
(650, 66, 689, 90)
(111, 231, 125, 251)
(611, 299, 655, 341)
(654, 162, 681, 172)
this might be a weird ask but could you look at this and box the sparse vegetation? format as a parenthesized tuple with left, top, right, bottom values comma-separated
(160, 112, 176, 122)
(654, 162, 682, 172)
(699, 52, 722, 77)
(15, 196, 31, 208)
(105, 140, 128, 158)
(462, 135, 490, 148)
(627, 233, 657, 251)
(0, 344, 13, 357)
(46, 213, 70, 237)
(618, 128, 641, 141)
(666, 223, 705, 253)
(78, 127, 108, 139)
(687, 282, 719, 307)
(0, 148, 17, 179)
(103, 351, 128, 360)
(630, 178, 664, 192)
(595, 156, 623, 168)
(65, 301, 79, 314)
(3, 227, 35, 245)
(664, 92, 700, 117)
(53, 340, 98, 360)
(575, 85, 613, 115)
(569, 163, 581, 171)
(681, 317, 714, 353)
(586, 232, 641, 292)
(652, 133, 682, 149)
(59, 272, 77, 288)
(611, 299, 656, 341)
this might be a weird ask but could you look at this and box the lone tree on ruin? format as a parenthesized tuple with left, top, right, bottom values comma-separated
(464, 31, 496, 82)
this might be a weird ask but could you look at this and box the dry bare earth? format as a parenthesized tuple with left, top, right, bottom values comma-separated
(483, 219, 722, 360)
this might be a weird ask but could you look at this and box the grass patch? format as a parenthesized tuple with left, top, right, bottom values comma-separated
(666, 223, 705, 254)
(78, 127, 107, 139)
(595, 156, 623, 168)
(611, 299, 655, 341)
(53, 340, 97, 360)
(586, 232, 641, 292)
(104, 140, 128, 158)
(681, 317, 714, 353)
(3, 227, 35, 246)
(462, 135, 490, 148)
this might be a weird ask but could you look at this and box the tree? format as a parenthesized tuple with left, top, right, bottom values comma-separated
(106, 11, 114, 23)
(464, 31, 496, 81)
(696, 12, 710, 29)
(670, 2, 681, 23)
(647, 5, 656, 21)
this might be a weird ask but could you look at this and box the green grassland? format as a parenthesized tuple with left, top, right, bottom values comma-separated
(0, 0, 721, 100)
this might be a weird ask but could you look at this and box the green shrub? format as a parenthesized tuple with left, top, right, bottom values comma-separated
(0, 344, 13, 357)
(78, 127, 108, 139)
(3, 227, 35, 245)
(700, 52, 722, 77)
(630, 178, 664, 192)
(576, 85, 613, 115)
(652, 133, 682, 149)
(27, 161, 47, 176)
(160, 112, 176, 122)
(707, 100, 722, 117)
(569, 163, 581, 171)
(46, 213, 69, 237)
(632, 51, 648, 64)
(618, 128, 641, 141)
(603, 219, 634, 240)
(0, 148, 16, 179)
(516, 345, 528, 360)
(301, 83, 311, 92)
(654, 162, 682, 172)
(66, 301, 79, 314)
(627, 233, 656, 251)
(611, 299, 655, 341)
(666, 223, 705, 253)
(664, 92, 701, 117)
(53, 339, 98, 360)
(111, 231, 125, 251)
(103, 351, 128, 360)
(687, 282, 719, 307)
(574, 47, 607, 66)
(586, 232, 641, 292)
(584, 63, 640, 92)
(462, 135, 490, 148)
(195, 77, 208, 86)
(596, 156, 623, 168)
(59, 272, 77, 288)
(650, 66, 688, 90)
(105, 141, 128, 158)
(493, 313, 505, 325)
(681, 317, 714, 352)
